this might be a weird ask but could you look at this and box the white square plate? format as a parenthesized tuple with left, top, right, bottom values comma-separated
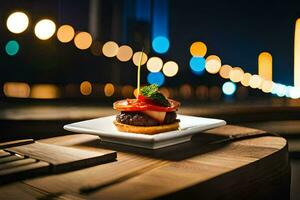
(63, 115, 226, 149)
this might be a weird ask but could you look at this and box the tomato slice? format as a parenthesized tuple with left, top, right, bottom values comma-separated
(137, 95, 157, 105)
(113, 98, 180, 112)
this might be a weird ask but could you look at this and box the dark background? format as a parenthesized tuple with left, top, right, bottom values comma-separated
(0, 0, 299, 92)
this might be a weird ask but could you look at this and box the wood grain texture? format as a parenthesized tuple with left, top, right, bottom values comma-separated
(6, 142, 117, 173)
(0, 158, 37, 170)
(0, 142, 116, 184)
(87, 137, 288, 200)
(0, 183, 46, 200)
(0, 139, 34, 149)
(24, 155, 163, 194)
(0, 161, 50, 184)
(0, 125, 290, 200)
(0, 150, 11, 158)
(0, 155, 24, 164)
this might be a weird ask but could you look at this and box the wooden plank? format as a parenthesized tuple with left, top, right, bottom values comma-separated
(0, 158, 37, 170)
(0, 150, 11, 158)
(6, 142, 117, 173)
(0, 161, 50, 184)
(0, 139, 34, 149)
(0, 154, 24, 164)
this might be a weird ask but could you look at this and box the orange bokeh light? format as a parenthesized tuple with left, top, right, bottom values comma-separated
(57, 25, 75, 43)
(190, 42, 207, 57)
(74, 32, 93, 50)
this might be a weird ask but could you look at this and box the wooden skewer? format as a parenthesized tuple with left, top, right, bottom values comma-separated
(136, 48, 144, 97)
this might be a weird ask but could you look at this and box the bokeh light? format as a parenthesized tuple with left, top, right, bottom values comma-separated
(262, 80, 274, 93)
(205, 55, 221, 74)
(219, 65, 232, 79)
(152, 36, 170, 54)
(132, 51, 148, 66)
(295, 18, 300, 87)
(80, 81, 92, 96)
(241, 73, 252, 87)
(249, 75, 262, 89)
(147, 72, 165, 86)
(5, 40, 19, 56)
(289, 87, 300, 99)
(258, 52, 272, 81)
(30, 84, 59, 99)
(229, 67, 244, 83)
(57, 25, 75, 43)
(116, 45, 133, 62)
(147, 57, 163, 72)
(271, 83, 279, 95)
(285, 86, 293, 98)
(190, 42, 207, 57)
(162, 61, 179, 77)
(278, 85, 287, 97)
(274, 84, 287, 97)
(189, 57, 206, 75)
(34, 19, 56, 40)
(104, 83, 115, 97)
(74, 32, 93, 50)
(102, 41, 119, 57)
(3, 82, 30, 98)
(222, 81, 236, 96)
(121, 85, 134, 98)
(6, 12, 29, 34)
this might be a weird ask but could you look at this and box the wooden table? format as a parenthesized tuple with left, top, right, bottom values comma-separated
(0, 125, 290, 200)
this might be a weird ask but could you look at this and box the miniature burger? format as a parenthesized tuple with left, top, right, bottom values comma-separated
(113, 84, 180, 134)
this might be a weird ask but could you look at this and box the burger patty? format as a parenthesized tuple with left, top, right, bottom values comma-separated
(116, 111, 177, 126)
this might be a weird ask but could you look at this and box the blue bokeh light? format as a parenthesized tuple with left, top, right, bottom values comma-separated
(189, 57, 205, 75)
(271, 83, 278, 95)
(276, 84, 287, 97)
(147, 72, 165, 86)
(152, 36, 170, 54)
(271, 83, 288, 97)
(222, 82, 236, 96)
(5, 40, 19, 56)
(285, 86, 293, 98)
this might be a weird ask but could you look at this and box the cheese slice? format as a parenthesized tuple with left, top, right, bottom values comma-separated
(142, 110, 166, 123)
